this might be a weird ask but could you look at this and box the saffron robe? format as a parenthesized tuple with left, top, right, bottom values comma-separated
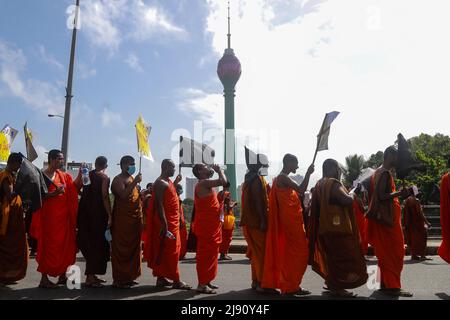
(438, 173, 450, 263)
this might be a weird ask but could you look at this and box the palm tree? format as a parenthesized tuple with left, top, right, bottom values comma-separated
(343, 154, 365, 187)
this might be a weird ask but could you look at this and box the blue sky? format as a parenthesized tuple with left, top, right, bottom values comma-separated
(1, 0, 449, 188)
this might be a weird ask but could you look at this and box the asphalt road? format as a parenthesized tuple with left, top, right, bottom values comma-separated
(1, 254, 449, 300)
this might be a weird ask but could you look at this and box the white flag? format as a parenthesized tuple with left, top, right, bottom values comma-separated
(179, 136, 215, 167)
(316, 111, 340, 152)
(1, 125, 19, 146)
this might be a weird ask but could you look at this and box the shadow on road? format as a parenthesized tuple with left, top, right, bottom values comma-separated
(435, 293, 450, 300)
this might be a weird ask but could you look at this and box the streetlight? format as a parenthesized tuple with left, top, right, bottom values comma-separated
(48, 114, 64, 119)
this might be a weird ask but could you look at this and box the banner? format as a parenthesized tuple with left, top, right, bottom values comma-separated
(179, 136, 215, 168)
(24, 122, 38, 162)
(135, 115, 154, 161)
(0, 124, 19, 163)
(316, 111, 340, 152)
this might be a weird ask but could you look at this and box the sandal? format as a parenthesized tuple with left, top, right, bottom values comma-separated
(156, 278, 173, 287)
(207, 283, 219, 289)
(295, 288, 311, 296)
(196, 285, 217, 294)
(172, 281, 192, 290)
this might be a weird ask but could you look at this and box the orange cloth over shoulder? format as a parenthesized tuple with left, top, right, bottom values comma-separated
(30, 170, 78, 277)
(261, 177, 309, 294)
(353, 198, 368, 255)
(367, 169, 404, 289)
(194, 185, 221, 285)
(146, 180, 181, 282)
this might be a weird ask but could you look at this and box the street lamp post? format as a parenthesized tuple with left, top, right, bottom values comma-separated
(61, 0, 80, 170)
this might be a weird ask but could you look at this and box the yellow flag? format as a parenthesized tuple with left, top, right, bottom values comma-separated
(135, 115, 153, 161)
(0, 132, 9, 163)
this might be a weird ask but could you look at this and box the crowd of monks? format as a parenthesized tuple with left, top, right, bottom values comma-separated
(0, 148, 449, 298)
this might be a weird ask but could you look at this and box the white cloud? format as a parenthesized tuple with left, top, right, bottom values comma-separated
(37, 45, 64, 71)
(125, 53, 143, 72)
(0, 40, 64, 114)
(189, 0, 450, 183)
(80, 0, 187, 51)
(177, 88, 223, 127)
(101, 108, 124, 127)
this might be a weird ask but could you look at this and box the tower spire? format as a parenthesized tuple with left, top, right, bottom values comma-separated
(227, 1, 231, 49)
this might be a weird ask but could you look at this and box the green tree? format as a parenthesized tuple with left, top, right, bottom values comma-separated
(343, 154, 365, 187)
(403, 133, 449, 203)
(364, 151, 384, 169)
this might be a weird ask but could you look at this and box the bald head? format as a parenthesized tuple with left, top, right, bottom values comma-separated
(323, 159, 341, 179)
(282, 153, 299, 174)
(161, 159, 176, 177)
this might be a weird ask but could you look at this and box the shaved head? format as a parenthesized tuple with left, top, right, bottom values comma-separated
(323, 159, 340, 179)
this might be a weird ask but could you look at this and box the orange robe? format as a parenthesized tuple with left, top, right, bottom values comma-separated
(309, 179, 368, 290)
(241, 176, 269, 284)
(404, 196, 427, 257)
(146, 180, 181, 282)
(438, 172, 450, 263)
(30, 170, 78, 277)
(367, 169, 404, 289)
(220, 207, 234, 255)
(0, 170, 28, 283)
(194, 186, 221, 285)
(261, 177, 309, 294)
(179, 202, 188, 259)
(353, 198, 368, 255)
(111, 181, 142, 284)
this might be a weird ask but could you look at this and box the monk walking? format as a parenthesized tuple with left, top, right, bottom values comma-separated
(309, 159, 368, 298)
(146, 159, 191, 290)
(176, 184, 188, 260)
(241, 152, 277, 294)
(438, 157, 450, 263)
(111, 156, 143, 289)
(0, 153, 28, 286)
(366, 146, 413, 297)
(262, 154, 314, 297)
(219, 183, 236, 261)
(31, 150, 81, 289)
(404, 193, 431, 261)
(77, 156, 112, 288)
(192, 163, 227, 294)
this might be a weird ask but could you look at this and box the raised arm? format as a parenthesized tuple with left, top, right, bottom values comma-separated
(112, 173, 142, 200)
(377, 172, 409, 201)
(330, 181, 354, 207)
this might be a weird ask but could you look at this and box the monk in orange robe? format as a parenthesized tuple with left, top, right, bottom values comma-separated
(192, 163, 228, 294)
(309, 159, 368, 298)
(353, 191, 368, 256)
(404, 194, 431, 261)
(219, 185, 236, 261)
(146, 159, 191, 290)
(30, 150, 81, 289)
(262, 154, 314, 296)
(176, 184, 188, 260)
(0, 153, 28, 285)
(241, 152, 277, 294)
(438, 159, 450, 263)
(367, 146, 413, 297)
(111, 156, 143, 289)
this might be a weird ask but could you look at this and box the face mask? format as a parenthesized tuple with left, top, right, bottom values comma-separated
(127, 165, 136, 176)
(259, 167, 268, 176)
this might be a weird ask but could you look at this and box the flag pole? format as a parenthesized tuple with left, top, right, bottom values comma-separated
(312, 114, 327, 165)
(179, 136, 183, 176)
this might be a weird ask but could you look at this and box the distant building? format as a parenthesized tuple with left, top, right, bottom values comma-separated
(236, 183, 243, 203)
